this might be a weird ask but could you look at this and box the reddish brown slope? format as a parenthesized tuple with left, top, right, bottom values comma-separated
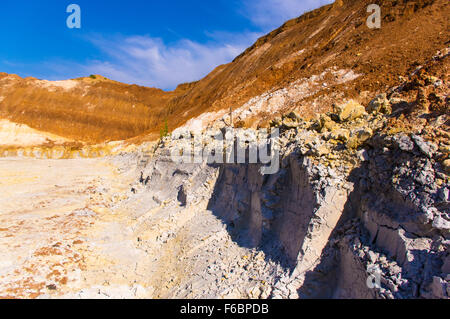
(0, 74, 179, 142)
(168, 0, 449, 125)
(0, 0, 448, 143)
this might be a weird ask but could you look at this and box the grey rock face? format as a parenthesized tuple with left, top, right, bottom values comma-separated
(368, 93, 391, 114)
(412, 135, 438, 158)
(393, 134, 415, 152)
(130, 119, 449, 299)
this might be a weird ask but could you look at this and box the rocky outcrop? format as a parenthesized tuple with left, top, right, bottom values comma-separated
(131, 103, 449, 299)
(128, 46, 449, 299)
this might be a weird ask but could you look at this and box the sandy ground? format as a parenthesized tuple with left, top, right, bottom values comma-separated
(0, 157, 280, 299)
(0, 157, 146, 298)
(0, 120, 71, 147)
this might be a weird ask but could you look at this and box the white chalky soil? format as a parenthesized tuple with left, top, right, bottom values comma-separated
(0, 157, 281, 299)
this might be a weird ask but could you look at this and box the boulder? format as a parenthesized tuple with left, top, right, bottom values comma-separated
(346, 128, 373, 149)
(368, 93, 392, 114)
(394, 134, 415, 152)
(330, 128, 350, 142)
(318, 114, 336, 132)
(335, 100, 366, 122)
(432, 215, 450, 231)
(411, 135, 437, 158)
(442, 159, 450, 174)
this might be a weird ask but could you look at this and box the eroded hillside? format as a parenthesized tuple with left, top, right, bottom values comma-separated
(0, 0, 448, 144)
(0, 74, 175, 143)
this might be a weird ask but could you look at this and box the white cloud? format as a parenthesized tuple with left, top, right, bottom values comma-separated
(242, 0, 334, 30)
(83, 32, 261, 90)
(81, 1, 335, 90)
(25, 1, 332, 90)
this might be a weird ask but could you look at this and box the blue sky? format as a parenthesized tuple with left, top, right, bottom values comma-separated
(0, 0, 333, 90)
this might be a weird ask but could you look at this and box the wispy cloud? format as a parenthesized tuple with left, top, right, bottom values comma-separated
(7, 1, 333, 90)
(82, 1, 334, 90)
(242, 0, 334, 31)
(83, 32, 261, 90)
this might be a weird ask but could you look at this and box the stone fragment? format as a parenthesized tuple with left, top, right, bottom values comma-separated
(247, 285, 262, 299)
(311, 143, 330, 157)
(432, 215, 450, 231)
(330, 129, 350, 142)
(318, 114, 336, 132)
(438, 187, 449, 202)
(411, 135, 437, 158)
(394, 134, 414, 152)
(442, 159, 450, 174)
(346, 128, 373, 149)
(335, 100, 366, 122)
(368, 251, 379, 263)
(355, 128, 373, 143)
(368, 93, 392, 114)
(356, 149, 370, 162)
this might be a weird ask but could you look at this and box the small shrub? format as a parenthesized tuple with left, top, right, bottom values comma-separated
(159, 119, 169, 138)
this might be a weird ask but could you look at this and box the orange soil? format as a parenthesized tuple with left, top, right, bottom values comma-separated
(0, 0, 448, 143)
